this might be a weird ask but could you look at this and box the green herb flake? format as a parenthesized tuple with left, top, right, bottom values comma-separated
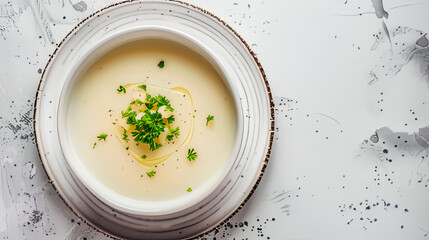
(97, 134, 108, 141)
(206, 115, 214, 126)
(146, 170, 156, 178)
(167, 115, 175, 124)
(93, 142, 97, 148)
(117, 85, 126, 93)
(187, 187, 192, 192)
(138, 85, 147, 91)
(142, 155, 147, 159)
(158, 60, 165, 68)
(187, 148, 197, 161)
(167, 126, 180, 141)
(135, 99, 144, 105)
(121, 105, 133, 118)
(122, 128, 129, 142)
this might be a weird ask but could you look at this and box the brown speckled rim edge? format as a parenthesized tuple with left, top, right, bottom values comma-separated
(33, 1, 275, 239)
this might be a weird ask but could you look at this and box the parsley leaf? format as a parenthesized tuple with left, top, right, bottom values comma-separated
(143, 93, 175, 112)
(122, 128, 129, 142)
(142, 155, 147, 159)
(158, 60, 165, 68)
(206, 115, 214, 126)
(187, 148, 197, 161)
(121, 105, 133, 118)
(155, 95, 174, 111)
(166, 115, 175, 124)
(131, 110, 166, 151)
(97, 134, 108, 141)
(138, 85, 147, 91)
(144, 93, 156, 110)
(93, 142, 97, 148)
(187, 187, 192, 192)
(117, 85, 126, 93)
(167, 126, 180, 141)
(146, 170, 156, 178)
(135, 99, 144, 105)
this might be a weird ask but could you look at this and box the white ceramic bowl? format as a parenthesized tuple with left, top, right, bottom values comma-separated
(34, 1, 274, 239)
(58, 28, 244, 216)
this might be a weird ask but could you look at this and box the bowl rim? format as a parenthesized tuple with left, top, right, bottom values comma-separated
(33, 1, 274, 239)
(56, 26, 244, 216)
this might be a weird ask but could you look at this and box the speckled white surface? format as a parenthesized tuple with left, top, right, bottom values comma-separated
(1, 0, 429, 239)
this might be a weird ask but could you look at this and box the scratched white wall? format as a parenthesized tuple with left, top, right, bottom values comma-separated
(1, 0, 429, 239)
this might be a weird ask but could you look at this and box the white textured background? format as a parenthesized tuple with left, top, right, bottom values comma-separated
(1, 0, 429, 239)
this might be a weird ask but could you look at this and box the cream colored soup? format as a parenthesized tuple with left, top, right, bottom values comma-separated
(66, 39, 237, 201)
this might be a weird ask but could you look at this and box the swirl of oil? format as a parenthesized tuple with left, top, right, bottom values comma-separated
(111, 83, 194, 167)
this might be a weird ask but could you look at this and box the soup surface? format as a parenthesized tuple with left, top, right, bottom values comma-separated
(66, 39, 237, 201)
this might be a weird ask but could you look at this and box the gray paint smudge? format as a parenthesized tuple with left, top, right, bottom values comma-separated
(416, 126, 429, 147)
(2, 107, 35, 145)
(404, 34, 429, 83)
(64, 223, 99, 240)
(268, 189, 294, 215)
(416, 34, 429, 48)
(361, 126, 429, 161)
(315, 113, 341, 125)
(368, 71, 378, 85)
(381, 20, 392, 48)
(370, 126, 429, 149)
(6, 123, 21, 134)
(370, 26, 429, 86)
(31, 0, 55, 43)
(358, 126, 429, 224)
(0, 1, 24, 38)
(0, 1, 55, 42)
(370, 0, 391, 56)
(69, 0, 87, 12)
(270, 190, 293, 201)
(23, 162, 37, 180)
(418, 126, 429, 141)
(371, 0, 389, 19)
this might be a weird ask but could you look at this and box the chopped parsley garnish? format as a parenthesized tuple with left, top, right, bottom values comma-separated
(187, 187, 192, 192)
(206, 115, 214, 126)
(135, 99, 144, 105)
(117, 85, 126, 93)
(97, 134, 108, 141)
(167, 115, 175, 124)
(158, 60, 165, 68)
(142, 155, 147, 159)
(167, 126, 180, 141)
(144, 94, 174, 112)
(131, 110, 165, 151)
(122, 128, 129, 142)
(187, 148, 197, 161)
(138, 85, 147, 91)
(93, 142, 97, 148)
(120, 92, 178, 151)
(121, 105, 133, 118)
(146, 170, 156, 178)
